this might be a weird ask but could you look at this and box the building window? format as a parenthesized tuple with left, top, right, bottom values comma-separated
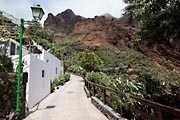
(17, 46, 19, 54)
(56, 67, 57, 74)
(10, 42, 15, 55)
(42, 70, 45, 78)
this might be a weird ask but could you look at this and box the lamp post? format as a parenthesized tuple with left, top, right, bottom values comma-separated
(15, 5, 44, 115)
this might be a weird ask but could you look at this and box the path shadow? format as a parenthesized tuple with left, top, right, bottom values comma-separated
(46, 105, 56, 109)
(25, 104, 56, 118)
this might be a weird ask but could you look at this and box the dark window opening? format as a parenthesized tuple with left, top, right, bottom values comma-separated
(56, 67, 57, 74)
(42, 70, 45, 78)
(10, 42, 15, 55)
(17, 46, 19, 54)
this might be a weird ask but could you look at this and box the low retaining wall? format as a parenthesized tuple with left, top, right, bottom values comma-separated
(84, 86, 127, 120)
(84, 86, 91, 98)
(91, 97, 127, 120)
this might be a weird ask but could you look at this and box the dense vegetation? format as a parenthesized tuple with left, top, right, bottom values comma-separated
(51, 39, 180, 119)
(124, 0, 180, 49)
(0, 12, 52, 50)
(0, 78, 17, 119)
(26, 22, 54, 49)
(76, 49, 104, 72)
(52, 39, 180, 84)
(1, 3, 180, 119)
(0, 54, 13, 72)
(51, 72, 70, 92)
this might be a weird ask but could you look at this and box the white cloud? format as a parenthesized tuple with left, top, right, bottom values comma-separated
(0, 0, 127, 24)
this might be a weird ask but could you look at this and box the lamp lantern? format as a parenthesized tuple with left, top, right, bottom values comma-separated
(31, 4, 45, 21)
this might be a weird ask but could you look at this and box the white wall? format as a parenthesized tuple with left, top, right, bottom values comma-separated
(8, 39, 28, 72)
(1, 38, 64, 108)
(25, 50, 64, 108)
(0, 38, 64, 109)
(40, 49, 64, 82)
(25, 54, 51, 108)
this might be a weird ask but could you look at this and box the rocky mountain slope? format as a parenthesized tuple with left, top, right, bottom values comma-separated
(72, 16, 134, 47)
(44, 9, 84, 35)
(44, 9, 134, 47)
(45, 9, 180, 72)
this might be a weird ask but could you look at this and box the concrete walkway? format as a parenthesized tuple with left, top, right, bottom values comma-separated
(25, 74, 108, 120)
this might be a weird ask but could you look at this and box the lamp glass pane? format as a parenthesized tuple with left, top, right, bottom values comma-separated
(31, 5, 44, 21)
(32, 9, 40, 20)
(39, 11, 44, 20)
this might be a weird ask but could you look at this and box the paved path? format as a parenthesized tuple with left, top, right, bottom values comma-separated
(25, 74, 108, 120)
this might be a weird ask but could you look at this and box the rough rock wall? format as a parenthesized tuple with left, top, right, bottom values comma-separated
(0, 72, 26, 120)
(72, 16, 134, 47)
(44, 9, 84, 35)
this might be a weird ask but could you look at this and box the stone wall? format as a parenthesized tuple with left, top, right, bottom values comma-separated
(84, 86, 127, 120)
(91, 97, 127, 120)
(0, 72, 26, 120)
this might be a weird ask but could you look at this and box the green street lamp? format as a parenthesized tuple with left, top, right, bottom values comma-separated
(31, 5, 45, 21)
(15, 4, 44, 115)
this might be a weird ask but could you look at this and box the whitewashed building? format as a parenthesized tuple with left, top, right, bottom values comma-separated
(0, 38, 64, 109)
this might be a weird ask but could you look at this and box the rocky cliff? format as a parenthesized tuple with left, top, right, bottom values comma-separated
(72, 16, 134, 47)
(44, 10, 180, 72)
(44, 9, 85, 35)
(44, 9, 135, 47)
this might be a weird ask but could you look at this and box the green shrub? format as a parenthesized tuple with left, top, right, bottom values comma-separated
(86, 71, 112, 87)
(93, 46, 180, 83)
(52, 39, 83, 60)
(50, 81, 56, 92)
(68, 65, 86, 76)
(112, 77, 152, 119)
(63, 72, 71, 82)
(0, 54, 13, 72)
(86, 71, 98, 82)
(51, 73, 70, 92)
(77, 49, 104, 72)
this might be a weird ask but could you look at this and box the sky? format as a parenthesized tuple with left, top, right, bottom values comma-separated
(0, 0, 127, 24)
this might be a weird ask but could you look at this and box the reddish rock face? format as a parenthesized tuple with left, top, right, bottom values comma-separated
(44, 10, 135, 47)
(72, 16, 134, 47)
(44, 13, 54, 27)
(44, 9, 84, 35)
